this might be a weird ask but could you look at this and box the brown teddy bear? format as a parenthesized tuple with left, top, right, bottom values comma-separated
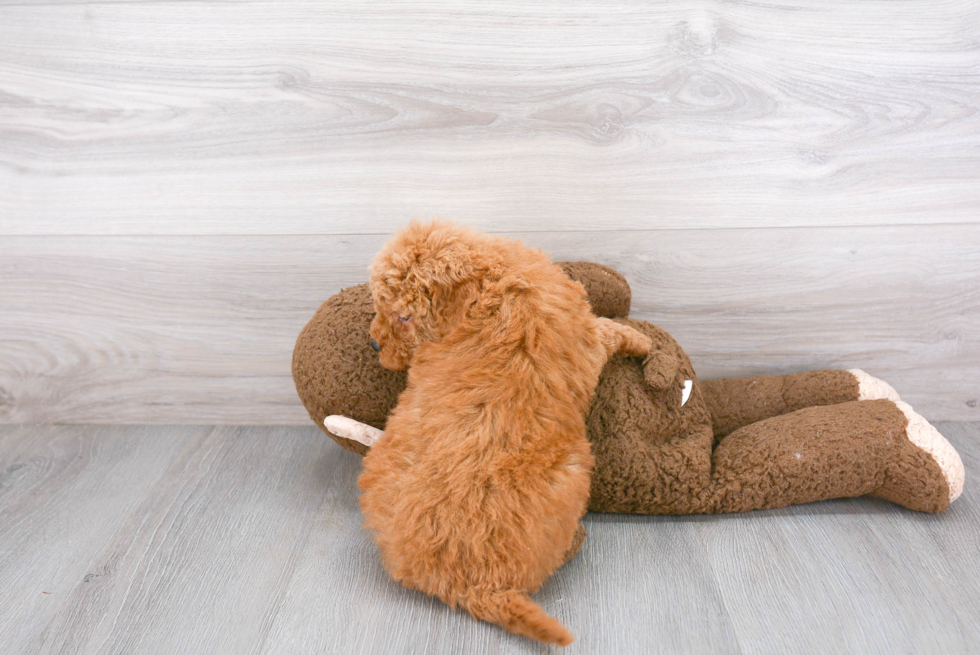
(292, 261, 964, 519)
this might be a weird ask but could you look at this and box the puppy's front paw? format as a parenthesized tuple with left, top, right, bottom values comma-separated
(598, 318, 651, 357)
(623, 332, 653, 358)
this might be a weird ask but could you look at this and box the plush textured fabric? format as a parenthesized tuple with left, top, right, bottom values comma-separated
(585, 317, 713, 514)
(292, 285, 405, 456)
(292, 262, 960, 517)
(293, 261, 628, 456)
(709, 399, 948, 513)
(557, 262, 631, 319)
(701, 370, 860, 440)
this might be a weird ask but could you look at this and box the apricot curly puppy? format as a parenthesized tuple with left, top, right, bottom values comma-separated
(360, 220, 651, 646)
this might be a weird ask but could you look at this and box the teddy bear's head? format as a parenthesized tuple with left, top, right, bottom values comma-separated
(292, 263, 632, 455)
(293, 260, 715, 515)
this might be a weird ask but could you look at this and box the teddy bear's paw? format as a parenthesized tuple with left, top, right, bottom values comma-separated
(848, 369, 901, 402)
(894, 401, 965, 503)
(642, 350, 679, 390)
(324, 415, 384, 447)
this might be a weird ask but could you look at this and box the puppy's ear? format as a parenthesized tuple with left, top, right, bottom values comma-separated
(371, 220, 498, 313)
(414, 241, 478, 295)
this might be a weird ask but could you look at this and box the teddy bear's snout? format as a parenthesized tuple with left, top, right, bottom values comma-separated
(371, 338, 381, 352)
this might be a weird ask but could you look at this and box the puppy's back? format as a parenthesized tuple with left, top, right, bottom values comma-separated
(360, 223, 602, 645)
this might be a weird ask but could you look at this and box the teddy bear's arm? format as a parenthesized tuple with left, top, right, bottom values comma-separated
(595, 317, 689, 396)
(641, 350, 681, 391)
(324, 415, 384, 447)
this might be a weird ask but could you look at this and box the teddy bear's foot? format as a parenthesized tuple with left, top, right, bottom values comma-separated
(872, 401, 965, 511)
(703, 399, 964, 514)
(848, 369, 901, 402)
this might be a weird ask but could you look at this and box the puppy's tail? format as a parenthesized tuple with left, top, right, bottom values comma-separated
(462, 588, 574, 646)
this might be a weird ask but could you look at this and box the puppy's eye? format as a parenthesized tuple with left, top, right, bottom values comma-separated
(397, 315, 412, 324)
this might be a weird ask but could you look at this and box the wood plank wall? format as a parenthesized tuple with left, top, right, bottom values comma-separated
(1, 0, 978, 423)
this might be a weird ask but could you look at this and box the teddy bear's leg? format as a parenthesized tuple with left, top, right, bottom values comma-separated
(701, 369, 900, 441)
(704, 399, 964, 514)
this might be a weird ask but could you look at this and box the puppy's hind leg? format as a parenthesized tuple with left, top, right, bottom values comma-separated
(596, 317, 652, 358)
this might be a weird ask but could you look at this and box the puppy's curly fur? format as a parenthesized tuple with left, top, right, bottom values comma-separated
(360, 221, 651, 646)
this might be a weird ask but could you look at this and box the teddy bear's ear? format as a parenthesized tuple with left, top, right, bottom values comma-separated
(557, 262, 632, 318)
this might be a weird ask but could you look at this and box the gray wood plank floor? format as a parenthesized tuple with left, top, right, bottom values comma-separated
(1, 424, 976, 654)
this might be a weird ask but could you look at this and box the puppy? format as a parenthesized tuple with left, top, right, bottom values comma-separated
(360, 220, 651, 645)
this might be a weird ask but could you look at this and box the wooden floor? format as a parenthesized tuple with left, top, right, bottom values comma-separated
(1, 424, 976, 654)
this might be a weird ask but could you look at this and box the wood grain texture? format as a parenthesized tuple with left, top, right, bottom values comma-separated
(896, 421, 980, 644)
(1, 0, 978, 424)
(2, 225, 978, 424)
(262, 475, 742, 655)
(699, 421, 980, 654)
(25, 426, 334, 655)
(0, 234, 389, 424)
(1, 0, 978, 234)
(0, 423, 977, 654)
(0, 425, 205, 654)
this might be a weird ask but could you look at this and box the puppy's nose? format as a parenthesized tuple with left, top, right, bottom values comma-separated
(370, 338, 381, 352)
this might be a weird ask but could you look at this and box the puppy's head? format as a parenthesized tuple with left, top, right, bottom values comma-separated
(369, 220, 494, 370)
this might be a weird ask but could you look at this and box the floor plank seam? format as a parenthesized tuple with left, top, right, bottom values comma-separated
(692, 524, 746, 655)
(253, 467, 333, 655)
